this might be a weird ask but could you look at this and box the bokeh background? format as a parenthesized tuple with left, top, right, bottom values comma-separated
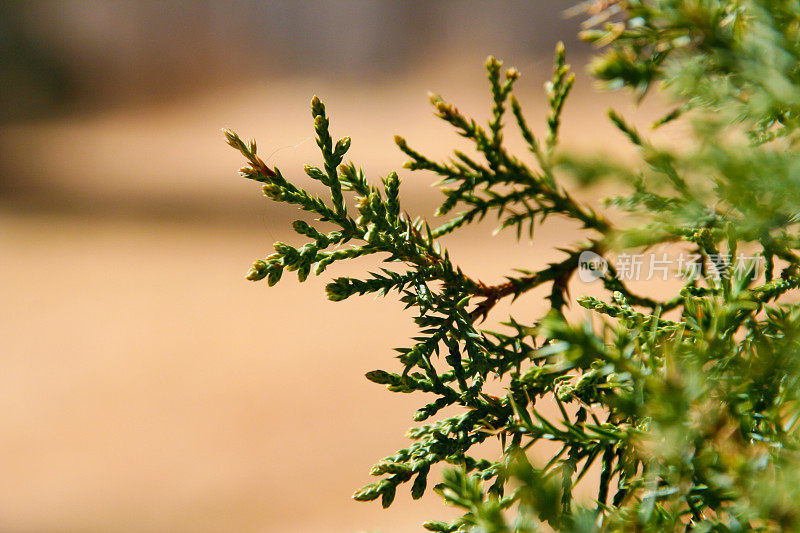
(0, 2, 672, 532)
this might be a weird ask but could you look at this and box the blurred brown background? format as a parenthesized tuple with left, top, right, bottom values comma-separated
(0, 2, 671, 532)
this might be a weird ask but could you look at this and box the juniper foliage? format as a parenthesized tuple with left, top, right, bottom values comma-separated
(225, 1, 800, 530)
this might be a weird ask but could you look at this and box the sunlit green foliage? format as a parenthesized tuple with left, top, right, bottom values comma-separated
(225, 1, 800, 530)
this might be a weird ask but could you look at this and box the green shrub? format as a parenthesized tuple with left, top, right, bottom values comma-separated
(225, 1, 800, 530)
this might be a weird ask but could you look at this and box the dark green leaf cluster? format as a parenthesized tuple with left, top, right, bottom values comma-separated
(226, 1, 800, 531)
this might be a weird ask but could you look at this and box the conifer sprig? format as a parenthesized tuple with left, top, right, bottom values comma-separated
(227, 2, 800, 530)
